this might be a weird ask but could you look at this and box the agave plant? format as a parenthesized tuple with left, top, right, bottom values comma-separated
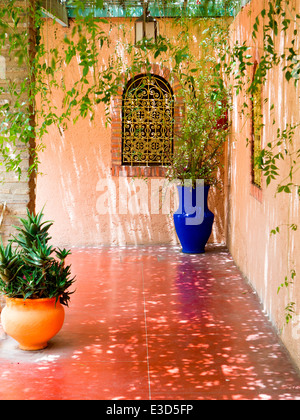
(13, 210, 53, 250)
(0, 241, 22, 284)
(0, 209, 75, 305)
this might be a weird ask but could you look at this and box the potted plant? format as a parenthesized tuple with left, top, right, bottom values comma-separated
(167, 69, 229, 253)
(0, 209, 75, 350)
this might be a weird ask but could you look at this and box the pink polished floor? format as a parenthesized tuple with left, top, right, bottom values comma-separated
(1, 245, 300, 400)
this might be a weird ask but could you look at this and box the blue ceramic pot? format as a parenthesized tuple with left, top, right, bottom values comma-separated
(173, 185, 214, 254)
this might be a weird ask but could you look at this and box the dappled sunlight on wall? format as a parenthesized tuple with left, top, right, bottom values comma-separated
(227, 0, 300, 369)
(36, 17, 226, 248)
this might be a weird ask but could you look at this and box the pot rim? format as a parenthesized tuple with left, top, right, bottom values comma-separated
(3, 296, 60, 305)
(3, 295, 59, 302)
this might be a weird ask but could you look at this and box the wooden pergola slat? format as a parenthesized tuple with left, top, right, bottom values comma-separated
(41, 0, 69, 27)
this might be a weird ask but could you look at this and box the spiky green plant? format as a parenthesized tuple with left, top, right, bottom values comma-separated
(0, 209, 75, 305)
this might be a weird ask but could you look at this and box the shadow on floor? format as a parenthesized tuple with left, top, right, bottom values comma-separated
(1, 245, 300, 400)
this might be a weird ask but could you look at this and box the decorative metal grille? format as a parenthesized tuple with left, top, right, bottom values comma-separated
(122, 74, 174, 166)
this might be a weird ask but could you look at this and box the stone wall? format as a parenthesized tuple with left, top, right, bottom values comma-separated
(0, 1, 35, 245)
(0, 1, 36, 311)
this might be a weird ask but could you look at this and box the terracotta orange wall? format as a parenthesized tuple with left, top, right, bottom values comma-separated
(227, 0, 300, 368)
(36, 17, 225, 247)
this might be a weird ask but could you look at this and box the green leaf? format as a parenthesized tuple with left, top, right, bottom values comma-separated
(82, 66, 89, 77)
(285, 71, 292, 82)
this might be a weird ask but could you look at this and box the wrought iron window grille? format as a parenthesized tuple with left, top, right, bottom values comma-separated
(122, 74, 174, 166)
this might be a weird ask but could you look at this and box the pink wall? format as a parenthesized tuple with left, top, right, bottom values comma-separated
(36, 18, 225, 248)
(35, 3, 300, 369)
(227, 0, 300, 368)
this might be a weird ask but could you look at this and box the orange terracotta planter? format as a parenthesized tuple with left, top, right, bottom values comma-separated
(1, 297, 65, 351)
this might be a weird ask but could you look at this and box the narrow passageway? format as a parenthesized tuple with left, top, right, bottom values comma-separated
(1, 245, 300, 400)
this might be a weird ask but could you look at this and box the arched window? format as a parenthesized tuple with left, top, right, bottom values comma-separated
(122, 74, 174, 166)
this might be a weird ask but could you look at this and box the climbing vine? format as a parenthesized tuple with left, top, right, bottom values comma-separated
(249, 0, 299, 326)
(0, 0, 298, 326)
(226, 0, 299, 326)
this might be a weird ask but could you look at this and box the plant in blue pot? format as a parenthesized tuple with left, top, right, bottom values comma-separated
(167, 68, 229, 253)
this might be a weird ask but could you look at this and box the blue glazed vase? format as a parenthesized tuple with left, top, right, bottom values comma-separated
(173, 185, 214, 254)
